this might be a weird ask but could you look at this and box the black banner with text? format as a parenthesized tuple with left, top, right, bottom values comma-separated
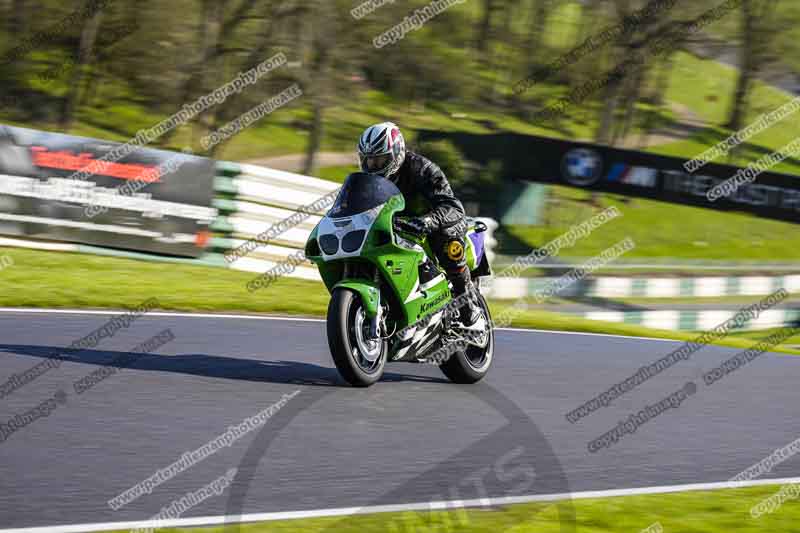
(417, 130, 800, 223)
(0, 125, 217, 257)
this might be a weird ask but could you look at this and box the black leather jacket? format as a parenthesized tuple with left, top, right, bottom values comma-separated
(389, 151, 465, 232)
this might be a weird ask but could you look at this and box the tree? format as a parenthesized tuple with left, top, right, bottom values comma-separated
(8, 0, 28, 36)
(476, 0, 499, 55)
(725, 0, 782, 131)
(522, 0, 553, 69)
(59, 0, 106, 130)
(594, 0, 683, 145)
(301, 0, 336, 175)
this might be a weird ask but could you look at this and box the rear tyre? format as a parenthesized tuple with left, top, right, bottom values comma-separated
(327, 288, 387, 387)
(439, 292, 494, 384)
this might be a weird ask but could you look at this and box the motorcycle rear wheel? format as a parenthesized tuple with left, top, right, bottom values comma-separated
(439, 292, 494, 384)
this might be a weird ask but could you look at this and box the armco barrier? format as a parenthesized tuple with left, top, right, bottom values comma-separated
(486, 274, 800, 299)
(211, 161, 339, 281)
(582, 309, 800, 332)
(212, 161, 497, 279)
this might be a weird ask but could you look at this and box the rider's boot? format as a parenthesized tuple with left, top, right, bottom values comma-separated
(449, 268, 484, 330)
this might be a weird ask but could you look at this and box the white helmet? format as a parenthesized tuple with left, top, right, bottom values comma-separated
(357, 122, 406, 178)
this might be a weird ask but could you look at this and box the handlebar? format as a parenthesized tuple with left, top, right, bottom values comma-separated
(392, 216, 424, 240)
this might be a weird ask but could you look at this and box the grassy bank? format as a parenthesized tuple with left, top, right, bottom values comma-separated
(501, 184, 800, 261)
(102, 483, 799, 532)
(1, 247, 798, 354)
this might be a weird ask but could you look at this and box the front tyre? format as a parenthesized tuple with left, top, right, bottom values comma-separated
(327, 288, 387, 387)
(439, 293, 494, 384)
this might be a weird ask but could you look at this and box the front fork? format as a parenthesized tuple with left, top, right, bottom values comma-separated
(331, 277, 386, 340)
(368, 291, 382, 340)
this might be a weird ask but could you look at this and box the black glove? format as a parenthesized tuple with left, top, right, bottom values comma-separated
(395, 215, 434, 235)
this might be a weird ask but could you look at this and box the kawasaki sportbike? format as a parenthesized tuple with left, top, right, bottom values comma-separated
(305, 172, 494, 387)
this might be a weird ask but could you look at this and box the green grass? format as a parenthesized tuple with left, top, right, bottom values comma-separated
(490, 303, 800, 355)
(101, 484, 800, 532)
(725, 326, 800, 346)
(312, 165, 357, 183)
(1, 247, 797, 354)
(655, 52, 800, 176)
(0, 248, 331, 315)
(502, 184, 800, 261)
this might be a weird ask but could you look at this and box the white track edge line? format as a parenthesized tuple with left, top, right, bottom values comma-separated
(3, 476, 799, 533)
(0, 308, 682, 343)
(0, 307, 326, 323)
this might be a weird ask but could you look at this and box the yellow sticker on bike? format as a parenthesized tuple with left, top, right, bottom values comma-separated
(446, 240, 464, 261)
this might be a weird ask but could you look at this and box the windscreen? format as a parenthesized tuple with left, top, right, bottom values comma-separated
(328, 172, 401, 218)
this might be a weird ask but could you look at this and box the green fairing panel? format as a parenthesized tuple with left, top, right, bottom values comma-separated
(307, 194, 454, 328)
(333, 280, 380, 317)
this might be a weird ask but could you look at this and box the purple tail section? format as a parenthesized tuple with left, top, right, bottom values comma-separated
(468, 231, 485, 265)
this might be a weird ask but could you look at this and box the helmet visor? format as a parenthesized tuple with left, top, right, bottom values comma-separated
(362, 153, 391, 173)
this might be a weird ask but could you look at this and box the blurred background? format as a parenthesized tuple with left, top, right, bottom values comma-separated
(0, 0, 799, 348)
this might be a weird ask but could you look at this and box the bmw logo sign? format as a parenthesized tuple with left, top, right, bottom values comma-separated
(561, 148, 603, 187)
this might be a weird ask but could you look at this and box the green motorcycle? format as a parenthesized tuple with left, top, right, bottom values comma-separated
(305, 172, 494, 387)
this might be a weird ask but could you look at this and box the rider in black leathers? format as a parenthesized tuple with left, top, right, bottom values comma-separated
(357, 122, 480, 326)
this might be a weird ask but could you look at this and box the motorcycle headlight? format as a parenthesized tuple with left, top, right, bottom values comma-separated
(319, 234, 339, 255)
(341, 230, 366, 253)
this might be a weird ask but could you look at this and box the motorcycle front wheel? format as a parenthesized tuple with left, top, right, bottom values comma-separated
(327, 288, 388, 387)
